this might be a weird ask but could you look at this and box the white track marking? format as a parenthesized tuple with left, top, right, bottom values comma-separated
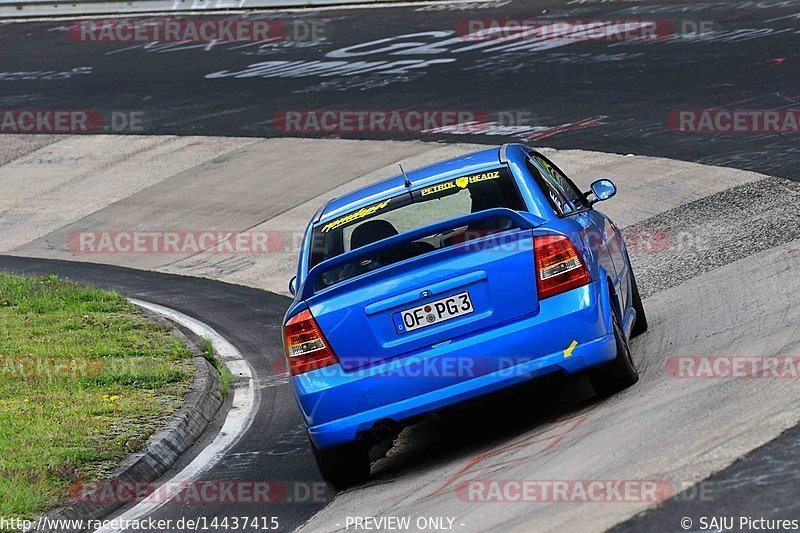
(92, 299, 259, 533)
(2, 0, 501, 21)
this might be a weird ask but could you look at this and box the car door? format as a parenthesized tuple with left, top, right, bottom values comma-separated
(588, 207, 628, 311)
(525, 152, 627, 311)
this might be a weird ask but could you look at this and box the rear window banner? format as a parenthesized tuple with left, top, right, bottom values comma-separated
(414, 167, 508, 200)
(319, 197, 396, 233)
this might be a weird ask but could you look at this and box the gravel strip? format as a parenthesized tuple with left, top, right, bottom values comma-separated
(624, 177, 800, 299)
(0, 134, 62, 166)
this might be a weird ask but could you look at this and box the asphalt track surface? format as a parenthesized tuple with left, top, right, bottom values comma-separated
(1, 0, 799, 532)
(0, 0, 799, 179)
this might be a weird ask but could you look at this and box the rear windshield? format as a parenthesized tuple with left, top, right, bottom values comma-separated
(309, 166, 525, 288)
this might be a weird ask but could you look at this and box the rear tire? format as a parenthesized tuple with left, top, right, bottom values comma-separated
(309, 435, 371, 490)
(589, 311, 639, 396)
(630, 267, 648, 338)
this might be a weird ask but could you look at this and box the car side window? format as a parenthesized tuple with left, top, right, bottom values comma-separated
(527, 152, 590, 214)
(526, 155, 571, 215)
(534, 152, 589, 210)
(527, 160, 571, 216)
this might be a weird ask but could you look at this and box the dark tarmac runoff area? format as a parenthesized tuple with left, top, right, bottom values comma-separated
(0, 0, 798, 179)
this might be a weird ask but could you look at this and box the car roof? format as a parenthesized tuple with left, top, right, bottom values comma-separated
(317, 145, 514, 223)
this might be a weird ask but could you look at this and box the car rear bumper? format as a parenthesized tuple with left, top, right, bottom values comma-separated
(294, 280, 616, 449)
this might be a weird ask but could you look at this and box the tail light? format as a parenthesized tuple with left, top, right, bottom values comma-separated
(534, 234, 592, 299)
(282, 309, 338, 375)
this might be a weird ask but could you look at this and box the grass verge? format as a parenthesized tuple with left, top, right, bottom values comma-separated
(0, 273, 193, 524)
(200, 337, 233, 396)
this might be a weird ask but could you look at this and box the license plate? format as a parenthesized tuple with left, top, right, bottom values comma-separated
(393, 291, 474, 334)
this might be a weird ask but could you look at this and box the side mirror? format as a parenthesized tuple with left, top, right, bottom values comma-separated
(586, 179, 617, 205)
(289, 276, 297, 296)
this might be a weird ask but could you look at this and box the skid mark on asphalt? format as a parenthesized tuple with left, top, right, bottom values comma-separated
(431, 412, 591, 497)
(213, 451, 262, 479)
(522, 116, 608, 142)
(266, 424, 310, 456)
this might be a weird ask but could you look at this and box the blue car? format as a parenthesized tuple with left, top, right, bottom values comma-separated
(283, 143, 646, 488)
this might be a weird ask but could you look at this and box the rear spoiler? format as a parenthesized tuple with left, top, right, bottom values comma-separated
(299, 208, 544, 299)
